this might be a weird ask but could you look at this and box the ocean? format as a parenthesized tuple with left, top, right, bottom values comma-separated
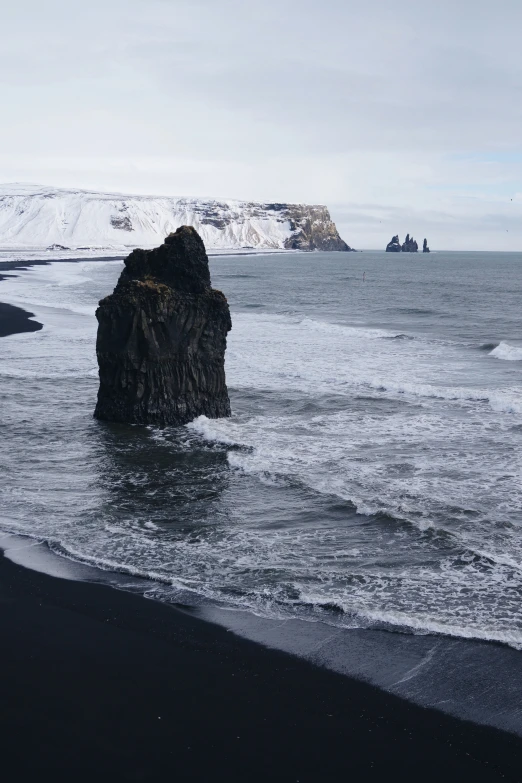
(1, 250, 522, 729)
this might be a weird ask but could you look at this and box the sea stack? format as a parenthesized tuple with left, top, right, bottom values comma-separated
(385, 234, 420, 252)
(94, 226, 232, 427)
(423, 238, 430, 253)
(386, 235, 402, 252)
(401, 234, 418, 252)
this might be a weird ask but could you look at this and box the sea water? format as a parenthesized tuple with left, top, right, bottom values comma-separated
(1, 251, 522, 654)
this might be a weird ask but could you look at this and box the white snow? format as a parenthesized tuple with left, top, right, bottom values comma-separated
(0, 183, 313, 252)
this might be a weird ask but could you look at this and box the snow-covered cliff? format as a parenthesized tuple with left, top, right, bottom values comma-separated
(0, 184, 353, 252)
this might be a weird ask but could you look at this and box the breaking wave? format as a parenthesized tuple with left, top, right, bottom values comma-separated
(489, 341, 522, 361)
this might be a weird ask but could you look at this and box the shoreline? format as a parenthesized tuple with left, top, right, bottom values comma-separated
(0, 255, 124, 338)
(1, 545, 521, 781)
(0, 301, 43, 337)
(5, 532, 522, 738)
(0, 255, 125, 281)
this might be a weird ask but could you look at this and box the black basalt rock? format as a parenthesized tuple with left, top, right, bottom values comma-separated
(386, 235, 402, 252)
(423, 238, 430, 253)
(94, 226, 232, 427)
(402, 234, 418, 252)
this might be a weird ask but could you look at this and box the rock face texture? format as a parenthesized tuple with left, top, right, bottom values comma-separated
(281, 205, 355, 251)
(94, 226, 232, 427)
(423, 238, 430, 253)
(386, 235, 402, 252)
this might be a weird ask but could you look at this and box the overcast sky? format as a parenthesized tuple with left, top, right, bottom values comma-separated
(2, 0, 522, 249)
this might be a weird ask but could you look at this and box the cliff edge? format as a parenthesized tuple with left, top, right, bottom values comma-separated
(280, 204, 354, 251)
(0, 184, 354, 252)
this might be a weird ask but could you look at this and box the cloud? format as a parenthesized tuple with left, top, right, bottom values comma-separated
(1, 0, 521, 249)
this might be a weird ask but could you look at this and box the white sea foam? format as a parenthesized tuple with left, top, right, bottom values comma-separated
(41, 521, 522, 650)
(489, 341, 522, 361)
(488, 391, 522, 414)
(224, 312, 522, 416)
(190, 403, 522, 539)
(297, 591, 522, 649)
(298, 317, 403, 340)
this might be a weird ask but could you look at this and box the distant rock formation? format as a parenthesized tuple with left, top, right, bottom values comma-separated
(402, 234, 418, 252)
(423, 238, 430, 253)
(386, 235, 402, 252)
(385, 234, 421, 252)
(94, 226, 232, 427)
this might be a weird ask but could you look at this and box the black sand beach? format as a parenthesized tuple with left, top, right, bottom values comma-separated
(0, 256, 124, 283)
(0, 258, 52, 282)
(0, 255, 122, 338)
(1, 551, 521, 782)
(0, 260, 53, 337)
(0, 302, 43, 337)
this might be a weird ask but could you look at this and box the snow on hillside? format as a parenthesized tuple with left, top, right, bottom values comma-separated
(0, 184, 351, 253)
